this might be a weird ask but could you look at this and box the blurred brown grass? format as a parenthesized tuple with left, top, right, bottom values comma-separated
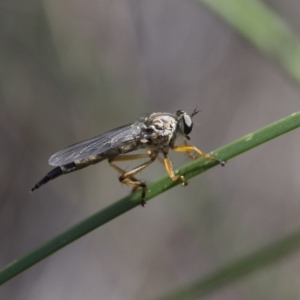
(1, 1, 300, 299)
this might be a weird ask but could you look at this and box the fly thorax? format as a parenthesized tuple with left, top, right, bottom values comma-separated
(140, 113, 177, 149)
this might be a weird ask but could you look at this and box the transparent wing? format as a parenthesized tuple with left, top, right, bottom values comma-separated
(49, 121, 143, 166)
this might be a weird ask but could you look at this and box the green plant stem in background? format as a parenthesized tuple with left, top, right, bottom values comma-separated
(154, 228, 300, 300)
(201, 0, 300, 83)
(0, 111, 300, 285)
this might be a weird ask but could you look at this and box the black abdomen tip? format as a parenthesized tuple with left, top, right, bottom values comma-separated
(31, 167, 63, 192)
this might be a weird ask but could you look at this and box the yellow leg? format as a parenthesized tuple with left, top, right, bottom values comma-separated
(182, 139, 198, 159)
(163, 156, 187, 186)
(172, 144, 225, 166)
(109, 155, 156, 206)
(109, 154, 149, 183)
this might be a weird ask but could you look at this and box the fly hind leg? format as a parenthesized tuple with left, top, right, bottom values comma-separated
(109, 154, 156, 206)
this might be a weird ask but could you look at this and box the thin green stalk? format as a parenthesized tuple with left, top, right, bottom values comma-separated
(201, 0, 300, 83)
(0, 111, 299, 285)
(154, 228, 300, 300)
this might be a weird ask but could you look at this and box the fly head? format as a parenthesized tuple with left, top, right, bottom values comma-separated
(175, 110, 199, 140)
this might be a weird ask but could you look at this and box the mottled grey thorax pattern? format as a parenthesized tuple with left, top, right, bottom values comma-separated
(138, 112, 179, 155)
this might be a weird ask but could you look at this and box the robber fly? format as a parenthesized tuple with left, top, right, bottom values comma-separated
(31, 109, 225, 205)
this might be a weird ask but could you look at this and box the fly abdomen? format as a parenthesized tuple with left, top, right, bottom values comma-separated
(31, 162, 77, 192)
(31, 154, 108, 192)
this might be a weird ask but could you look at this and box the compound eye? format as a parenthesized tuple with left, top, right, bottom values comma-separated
(182, 114, 193, 135)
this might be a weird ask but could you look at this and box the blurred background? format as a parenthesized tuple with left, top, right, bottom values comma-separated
(1, 0, 300, 299)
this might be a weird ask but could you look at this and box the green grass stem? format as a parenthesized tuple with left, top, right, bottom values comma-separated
(0, 111, 299, 285)
(154, 228, 300, 300)
(201, 0, 300, 83)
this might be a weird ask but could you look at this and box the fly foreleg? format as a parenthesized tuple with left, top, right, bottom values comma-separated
(182, 139, 198, 159)
(172, 143, 225, 166)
